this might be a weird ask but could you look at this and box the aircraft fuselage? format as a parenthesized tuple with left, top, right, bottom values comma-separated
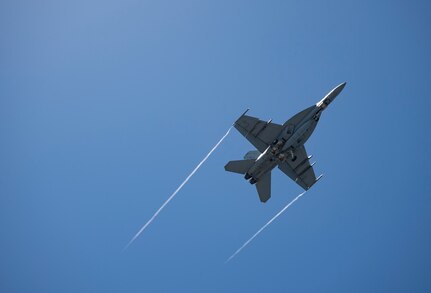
(245, 82, 346, 184)
(225, 82, 346, 202)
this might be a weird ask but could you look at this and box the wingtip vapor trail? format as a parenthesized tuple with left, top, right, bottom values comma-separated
(226, 190, 307, 263)
(123, 127, 232, 252)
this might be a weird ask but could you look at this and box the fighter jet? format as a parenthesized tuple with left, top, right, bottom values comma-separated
(225, 82, 346, 203)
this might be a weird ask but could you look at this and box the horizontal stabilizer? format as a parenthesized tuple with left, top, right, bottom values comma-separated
(224, 159, 255, 175)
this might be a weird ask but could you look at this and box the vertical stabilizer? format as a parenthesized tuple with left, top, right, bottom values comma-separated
(256, 172, 271, 203)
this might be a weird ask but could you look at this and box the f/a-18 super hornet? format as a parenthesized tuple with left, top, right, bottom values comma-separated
(225, 82, 346, 203)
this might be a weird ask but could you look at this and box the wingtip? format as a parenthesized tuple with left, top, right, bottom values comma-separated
(233, 108, 250, 126)
(241, 108, 250, 117)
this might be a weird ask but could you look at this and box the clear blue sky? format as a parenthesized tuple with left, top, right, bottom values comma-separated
(1, 1, 430, 292)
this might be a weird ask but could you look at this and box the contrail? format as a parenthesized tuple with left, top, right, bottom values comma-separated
(226, 190, 307, 262)
(123, 127, 232, 251)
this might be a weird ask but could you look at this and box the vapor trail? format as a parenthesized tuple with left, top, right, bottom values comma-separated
(226, 190, 307, 262)
(123, 127, 232, 251)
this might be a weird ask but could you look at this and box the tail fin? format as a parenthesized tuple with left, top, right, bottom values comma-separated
(256, 172, 271, 203)
(224, 159, 254, 174)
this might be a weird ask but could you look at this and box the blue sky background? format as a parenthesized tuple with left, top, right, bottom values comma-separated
(1, 0, 431, 292)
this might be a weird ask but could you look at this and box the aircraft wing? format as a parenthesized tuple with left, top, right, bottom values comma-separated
(234, 114, 283, 153)
(278, 145, 320, 190)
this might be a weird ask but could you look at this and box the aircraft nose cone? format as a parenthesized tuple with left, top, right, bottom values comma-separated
(333, 82, 346, 96)
(326, 82, 346, 100)
(340, 81, 347, 90)
(316, 82, 347, 108)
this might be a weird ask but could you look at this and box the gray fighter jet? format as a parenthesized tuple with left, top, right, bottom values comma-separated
(225, 82, 346, 203)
